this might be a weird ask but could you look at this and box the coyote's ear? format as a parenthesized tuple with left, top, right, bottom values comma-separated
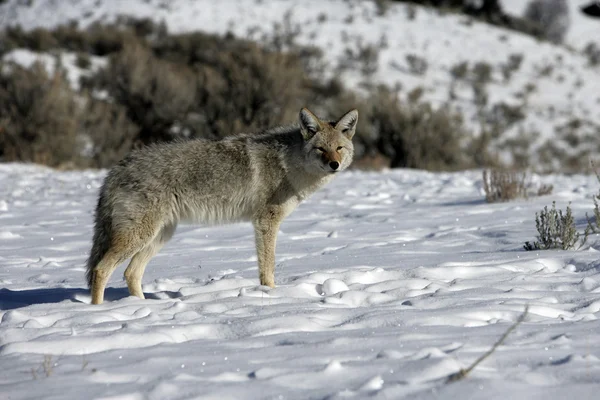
(335, 109, 358, 139)
(299, 108, 321, 140)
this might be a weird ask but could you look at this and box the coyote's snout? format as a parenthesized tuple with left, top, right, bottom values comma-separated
(87, 107, 358, 304)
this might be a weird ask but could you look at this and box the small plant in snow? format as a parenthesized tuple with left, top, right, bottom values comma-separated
(340, 39, 380, 77)
(524, 201, 579, 251)
(373, 0, 389, 17)
(450, 61, 469, 80)
(501, 53, 524, 82)
(75, 52, 91, 69)
(583, 42, 600, 66)
(405, 54, 428, 76)
(483, 169, 528, 203)
(583, 167, 600, 243)
(31, 355, 55, 379)
(406, 4, 417, 20)
(472, 62, 493, 84)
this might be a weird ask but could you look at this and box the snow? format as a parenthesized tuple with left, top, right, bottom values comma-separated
(1, 0, 600, 166)
(502, 0, 600, 52)
(1, 163, 600, 399)
(2, 48, 107, 91)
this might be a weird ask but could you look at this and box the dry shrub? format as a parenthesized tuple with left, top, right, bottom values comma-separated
(523, 0, 570, 44)
(482, 169, 553, 203)
(501, 53, 524, 81)
(0, 60, 140, 168)
(90, 41, 196, 144)
(450, 61, 469, 80)
(0, 62, 81, 167)
(341, 42, 380, 77)
(319, 87, 378, 161)
(80, 97, 139, 168)
(483, 169, 527, 202)
(584, 167, 600, 243)
(191, 38, 311, 138)
(583, 42, 600, 67)
(370, 87, 474, 170)
(391, 0, 543, 39)
(89, 33, 315, 143)
(1, 25, 331, 167)
(486, 102, 525, 130)
(0, 19, 159, 57)
(405, 54, 428, 76)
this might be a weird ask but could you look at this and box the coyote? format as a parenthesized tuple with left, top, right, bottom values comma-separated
(87, 108, 358, 304)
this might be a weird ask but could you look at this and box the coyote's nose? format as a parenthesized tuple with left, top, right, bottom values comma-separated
(329, 161, 340, 170)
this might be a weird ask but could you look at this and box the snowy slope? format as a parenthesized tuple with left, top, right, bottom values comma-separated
(502, 0, 600, 52)
(1, 0, 600, 168)
(1, 164, 600, 399)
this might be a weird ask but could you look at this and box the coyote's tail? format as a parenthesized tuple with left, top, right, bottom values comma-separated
(86, 190, 112, 288)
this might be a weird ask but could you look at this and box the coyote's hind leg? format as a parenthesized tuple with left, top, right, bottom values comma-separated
(124, 223, 176, 299)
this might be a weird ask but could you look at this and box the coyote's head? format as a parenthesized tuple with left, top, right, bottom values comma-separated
(299, 108, 358, 175)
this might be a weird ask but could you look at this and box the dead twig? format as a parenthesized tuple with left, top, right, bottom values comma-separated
(446, 305, 529, 383)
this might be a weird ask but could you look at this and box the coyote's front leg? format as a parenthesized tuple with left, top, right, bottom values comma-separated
(253, 208, 284, 288)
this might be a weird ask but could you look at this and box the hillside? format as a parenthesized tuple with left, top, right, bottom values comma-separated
(1, 0, 600, 171)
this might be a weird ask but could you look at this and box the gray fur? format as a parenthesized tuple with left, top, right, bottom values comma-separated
(87, 108, 358, 304)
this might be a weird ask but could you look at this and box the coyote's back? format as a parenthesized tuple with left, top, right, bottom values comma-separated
(87, 107, 358, 304)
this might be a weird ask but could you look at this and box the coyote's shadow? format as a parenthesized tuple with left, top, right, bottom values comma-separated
(0, 287, 181, 310)
(0, 287, 125, 310)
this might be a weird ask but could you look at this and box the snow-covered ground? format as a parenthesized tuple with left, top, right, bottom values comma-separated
(1, 163, 600, 399)
(1, 0, 600, 168)
(502, 0, 599, 51)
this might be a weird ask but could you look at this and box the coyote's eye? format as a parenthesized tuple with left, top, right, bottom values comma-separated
(337, 146, 344, 151)
(316, 147, 326, 153)
(341, 128, 349, 133)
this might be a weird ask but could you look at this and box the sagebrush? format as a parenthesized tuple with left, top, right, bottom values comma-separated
(1, 20, 494, 171)
(483, 169, 552, 203)
(524, 201, 579, 251)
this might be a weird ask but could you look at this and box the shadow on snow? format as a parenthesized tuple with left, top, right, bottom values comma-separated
(0, 287, 182, 310)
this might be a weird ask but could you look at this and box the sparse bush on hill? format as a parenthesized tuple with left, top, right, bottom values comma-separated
(501, 53, 524, 82)
(523, 0, 570, 44)
(405, 54, 428, 76)
(472, 62, 493, 84)
(583, 42, 600, 66)
(341, 41, 380, 77)
(389, 0, 544, 39)
(534, 118, 600, 173)
(0, 22, 133, 57)
(450, 61, 469, 80)
(486, 102, 526, 131)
